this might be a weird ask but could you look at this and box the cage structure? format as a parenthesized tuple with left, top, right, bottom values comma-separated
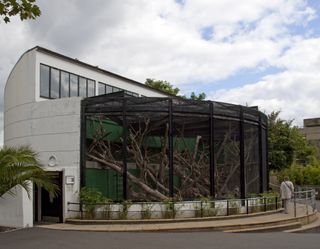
(80, 92, 268, 201)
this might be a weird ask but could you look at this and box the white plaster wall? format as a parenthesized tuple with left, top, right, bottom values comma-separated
(2, 50, 36, 228)
(2, 47, 169, 227)
(0, 186, 33, 228)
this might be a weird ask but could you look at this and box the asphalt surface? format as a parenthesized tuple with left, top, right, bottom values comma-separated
(1, 227, 320, 249)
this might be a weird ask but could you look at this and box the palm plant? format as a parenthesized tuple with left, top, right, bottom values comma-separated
(0, 146, 59, 198)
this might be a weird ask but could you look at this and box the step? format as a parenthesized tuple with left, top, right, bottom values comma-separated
(225, 222, 302, 233)
(285, 213, 320, 233)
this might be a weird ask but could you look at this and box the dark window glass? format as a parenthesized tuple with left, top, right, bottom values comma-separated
(70, 74, 78, 97)
(113, 87, 121, 92)
(106, 85, 113, 94)
(98, 83, 106, 95)
(50, 68, 60, 99)
(79, 77, 87, 97)
(60, 71, 69, 98)
(40, 64, 50, 98)
(87, 80, 95, 97)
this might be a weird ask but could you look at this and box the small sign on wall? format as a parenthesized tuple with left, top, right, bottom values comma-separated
(65, 176, 75, 185)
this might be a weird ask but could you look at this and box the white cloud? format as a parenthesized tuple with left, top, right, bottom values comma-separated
(0, 0, 318, 145)
(210, 38, 320, 126)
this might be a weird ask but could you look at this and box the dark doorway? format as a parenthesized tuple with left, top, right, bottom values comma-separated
(34, 171, 63, 223)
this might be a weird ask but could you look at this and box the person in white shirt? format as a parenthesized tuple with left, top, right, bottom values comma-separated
(280, 176, 294, 214)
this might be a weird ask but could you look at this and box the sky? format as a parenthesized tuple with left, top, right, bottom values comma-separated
(0, 0, 320, 146)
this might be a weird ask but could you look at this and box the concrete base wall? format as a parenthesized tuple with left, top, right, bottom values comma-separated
(0, 186, 33, 228)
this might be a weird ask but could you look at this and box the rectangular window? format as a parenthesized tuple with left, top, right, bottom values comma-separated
(60, 71, 69, 98)
(113, 87, 121, 92)
(106, 85, 113, 94)
(87, 80, 95, 97)
(79, 77, 87, 97)
(40, 64, 50, 98)
(98, 82, 106, 95)
(50, 68, 60, 99)
(70, 74, 78, 97)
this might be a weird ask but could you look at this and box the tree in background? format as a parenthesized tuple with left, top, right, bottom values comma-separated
(0, 146, 59, 198)
(189, 91, 206, 100)
(145, 78, 206, 100)
(145, 78, 180, 96)
(268, 111, 318, 171)
(0, 0, 40, 23)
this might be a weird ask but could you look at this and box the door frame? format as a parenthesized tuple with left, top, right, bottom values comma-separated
(33, 170, 64, 223)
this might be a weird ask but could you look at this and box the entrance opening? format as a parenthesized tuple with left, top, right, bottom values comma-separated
(34, 171, 63, 223)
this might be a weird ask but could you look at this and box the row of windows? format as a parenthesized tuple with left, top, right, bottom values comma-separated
(40, 64, 139, 99)
(98, 82, 139, 97)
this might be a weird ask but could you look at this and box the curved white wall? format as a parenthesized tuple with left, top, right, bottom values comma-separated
(2, 47, 168, 228)
(3, 49, 82, 227)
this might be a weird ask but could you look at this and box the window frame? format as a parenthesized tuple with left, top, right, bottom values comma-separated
(40, 63, 96, 99)
(40, 64, 51, 99)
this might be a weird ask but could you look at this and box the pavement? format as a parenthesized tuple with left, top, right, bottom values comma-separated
(1, 227, 320, 249)
(0, 203, 319, 249)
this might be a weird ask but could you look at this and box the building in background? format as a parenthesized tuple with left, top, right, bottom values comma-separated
(301, 118, 320, 156)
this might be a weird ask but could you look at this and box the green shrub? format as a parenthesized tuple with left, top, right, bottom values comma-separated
(79, 187, 106, 219)
(141, 203, 153, 219)
(119, 200, 132, 219)
(276, 164, 320, 185)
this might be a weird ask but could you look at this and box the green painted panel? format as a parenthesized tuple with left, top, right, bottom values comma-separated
(85, 168, 123, 201)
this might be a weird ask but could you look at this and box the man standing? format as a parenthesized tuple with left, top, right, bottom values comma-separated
(280, 176, 294, 214)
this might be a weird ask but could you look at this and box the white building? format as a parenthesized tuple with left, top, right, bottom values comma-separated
(1, 46, 168, 228)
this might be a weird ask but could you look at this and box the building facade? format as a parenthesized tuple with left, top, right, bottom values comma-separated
(1, 47, 268, 228)
(301, 118, 320, 157)
(1, 47, 167, 227)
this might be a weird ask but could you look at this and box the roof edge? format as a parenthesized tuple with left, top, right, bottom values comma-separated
(34, 46, 173, 97)
(4, 46, 38, 94)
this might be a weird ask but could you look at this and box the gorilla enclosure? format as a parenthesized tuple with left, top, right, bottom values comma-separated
(80, 92, 268, 201)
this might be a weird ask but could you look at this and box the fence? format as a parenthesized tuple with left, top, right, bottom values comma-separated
(291, 189, 317, 218)
(68, 196, 282, 220)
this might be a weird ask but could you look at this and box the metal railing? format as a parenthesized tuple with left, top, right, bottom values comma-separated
(291, 189, 317, 218)
(67, 196, 282, 220)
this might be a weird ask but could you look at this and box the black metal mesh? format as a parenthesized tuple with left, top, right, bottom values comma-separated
(172, 100, 211, 199)
(261, 128, 268, 192)
(81, 93, 268, 201)
(214, 119, 241, 198)
(244, 124, 260, 195)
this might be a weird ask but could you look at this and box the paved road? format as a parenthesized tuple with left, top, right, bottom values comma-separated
(1, 228, 320, 249)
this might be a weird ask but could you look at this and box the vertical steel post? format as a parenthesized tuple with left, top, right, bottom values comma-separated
(168, 99, 174, 198)
(266, 122, 270, 191)
(80, 100, 86, 189)
(246, 199, 249, 214)
(122, 98, 128, 200)
(227, 200, 229, 216)
(294, 195, 297, 217)
(239, 107, 246, 199)
(209, 102, 215, 198)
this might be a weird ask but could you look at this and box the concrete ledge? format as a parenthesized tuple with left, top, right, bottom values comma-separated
(285, 213, 320, 233)
(66, 209, 284, 225)
(37, 212, 317, 232)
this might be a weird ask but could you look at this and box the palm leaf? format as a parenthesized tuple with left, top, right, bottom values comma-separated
(0, 146, 59, 198)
